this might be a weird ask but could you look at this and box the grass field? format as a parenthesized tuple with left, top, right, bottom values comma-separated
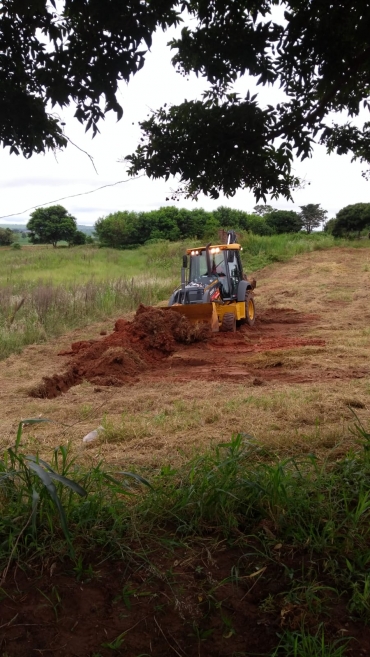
(1, 237, 370, 655)
(0, 242, 186, 359)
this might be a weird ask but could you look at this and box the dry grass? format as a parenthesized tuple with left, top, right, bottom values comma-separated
(1, 246, 370, 470)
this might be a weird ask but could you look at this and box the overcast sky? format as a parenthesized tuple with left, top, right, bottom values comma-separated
(1, 25, 369, 226)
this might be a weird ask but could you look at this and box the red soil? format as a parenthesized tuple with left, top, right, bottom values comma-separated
(30, 305, 211, 398)
(29, 303, 368, 400)
(2, 541, 369, 657)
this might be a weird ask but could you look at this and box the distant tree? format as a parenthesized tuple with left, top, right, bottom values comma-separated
(202, 215, 220, 240)
(253, 205, 274, 216)
(176, 207, 213, 239)
(213, 206, 242, 228)
(70, 230, 87, 246)
(213, 206, 273, 235)
(299, 204, 327, 234)
(323, 218, 337, 234)
(265, 210, 302, 234)
(331, 203, 370, 237)
(145, 207, 181, 242)
(94, 212, 138, 248)
(0, 227, 14, 246)
(95, 206, 223, 247)
(27, 206, 77, 247)
(244, 215, 273, 235)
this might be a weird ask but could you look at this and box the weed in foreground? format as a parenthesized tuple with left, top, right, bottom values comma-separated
(271, 624, 349, 657)
(0, 419, 151, 575)
(0, 419, 87, 564)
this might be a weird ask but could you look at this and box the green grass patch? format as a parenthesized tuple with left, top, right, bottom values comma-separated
(239, 232, 370, 271)
(2, 416, 370, 652)
(0, 243, 188, 359)
(2, 418, 370, 597)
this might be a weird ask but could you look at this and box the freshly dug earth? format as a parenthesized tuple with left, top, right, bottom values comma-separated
(30, 305, 211, 398)
(30, 304, 328, 399)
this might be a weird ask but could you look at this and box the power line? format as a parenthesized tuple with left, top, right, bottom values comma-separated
(0, 174, 145, 220)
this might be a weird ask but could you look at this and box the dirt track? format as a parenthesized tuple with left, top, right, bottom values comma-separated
(1, 246, 370, 465)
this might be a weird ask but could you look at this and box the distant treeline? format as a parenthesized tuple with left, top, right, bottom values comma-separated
(94, 205, 304, 248)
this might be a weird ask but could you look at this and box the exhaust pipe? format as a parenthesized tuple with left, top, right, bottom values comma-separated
(181, 254, 188, 293)
(205, 243, 212, 276)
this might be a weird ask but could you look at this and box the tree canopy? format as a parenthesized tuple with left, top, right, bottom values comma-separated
(265, 210, 302, 234)
(331, 203, 370, 237)
(0, 227, 14, 246)
(299, 204, 327, 234)
(2, 1, 370, 199)
(27, 205, 78, 247)
(94, 203, 307, 248)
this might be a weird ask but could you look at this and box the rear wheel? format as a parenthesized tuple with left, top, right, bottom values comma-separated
(245, 292, 256, 326)
(221, 312, 236, 332)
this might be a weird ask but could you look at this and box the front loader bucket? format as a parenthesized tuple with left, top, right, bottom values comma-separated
(166, 303, 219, 332)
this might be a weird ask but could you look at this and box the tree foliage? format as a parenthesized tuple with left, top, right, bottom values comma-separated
(265, 210, 302, 234)
(2, 1, 370, 200)
(323, 218, 337, 235)
(299, 204, 327, 234)
(27, 206, 77, 247)
(0, 227, 14, 246)
(126, 0, 370, 199)
(94, 203, 306, 248)
(71, 230, 87, 246)
(331, 203, 370, 237)
(0, 0, 180, 156)
(253, 205, 274, 216)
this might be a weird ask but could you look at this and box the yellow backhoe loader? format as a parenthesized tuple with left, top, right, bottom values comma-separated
(167, 231, 256, 332)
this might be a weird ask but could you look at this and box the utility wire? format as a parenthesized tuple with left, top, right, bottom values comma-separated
(0, 174, 145, 220)
(65, 135, 99, 175)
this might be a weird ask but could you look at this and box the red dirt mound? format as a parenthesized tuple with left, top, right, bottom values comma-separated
(29, 305, 210, 398)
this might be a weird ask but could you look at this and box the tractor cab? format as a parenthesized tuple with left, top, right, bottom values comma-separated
(168, 230, 256, 331)
(188, 244, 244, 300)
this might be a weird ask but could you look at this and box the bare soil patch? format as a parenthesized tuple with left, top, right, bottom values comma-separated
(29, 305, 328, 399)
(1, 542, 370, 657)
(29, 305, 210, 398)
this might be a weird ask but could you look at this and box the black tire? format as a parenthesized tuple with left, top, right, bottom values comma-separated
(221, 312, 236, 332)
(245, 292, 256, 326)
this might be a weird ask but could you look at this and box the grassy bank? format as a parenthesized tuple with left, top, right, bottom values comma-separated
(1, 418, 370, 654)
(239, 231, 368, 270)
(0, 234, 369, 361)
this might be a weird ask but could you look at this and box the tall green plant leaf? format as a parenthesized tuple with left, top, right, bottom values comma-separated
(26, 456, 87, 497)
(26, 461, 71, 545)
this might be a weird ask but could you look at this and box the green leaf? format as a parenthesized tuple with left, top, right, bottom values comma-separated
(26, 456, 87, 497)
(14, 419, 53, 453)
(32, 488, 40, 534)
(118, 471, 153, 488)
(26, 461, 71, 546)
